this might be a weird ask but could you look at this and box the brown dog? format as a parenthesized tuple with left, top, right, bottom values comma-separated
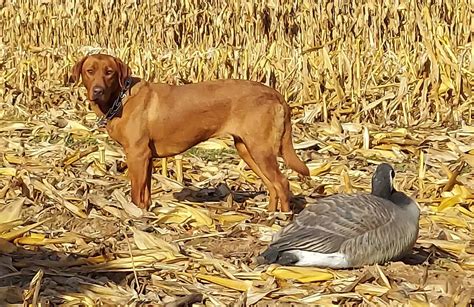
(71, 54, 309, 212)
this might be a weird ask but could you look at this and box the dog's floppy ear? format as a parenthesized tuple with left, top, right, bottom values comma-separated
(71, 56, 88, 84)
(114, 57, 132, 88)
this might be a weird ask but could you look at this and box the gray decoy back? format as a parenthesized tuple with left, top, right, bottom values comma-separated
(259, 163, 420, 268)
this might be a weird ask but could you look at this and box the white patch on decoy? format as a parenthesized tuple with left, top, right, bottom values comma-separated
(288, 250, 350, 268)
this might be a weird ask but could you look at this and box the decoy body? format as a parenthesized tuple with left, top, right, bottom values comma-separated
(260, 163, 420, 268)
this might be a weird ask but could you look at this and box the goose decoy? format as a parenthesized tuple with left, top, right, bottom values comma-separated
(259, 163, 420, 268)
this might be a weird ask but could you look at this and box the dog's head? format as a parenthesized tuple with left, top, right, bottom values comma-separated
(71, 54, 131, 110)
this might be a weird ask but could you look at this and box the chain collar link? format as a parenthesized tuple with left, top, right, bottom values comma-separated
(96, 77, 133, 128)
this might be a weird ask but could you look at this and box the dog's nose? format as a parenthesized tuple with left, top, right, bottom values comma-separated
(92, 86, 104, 96)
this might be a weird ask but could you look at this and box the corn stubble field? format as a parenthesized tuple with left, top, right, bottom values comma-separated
(0, 0, 473, 305)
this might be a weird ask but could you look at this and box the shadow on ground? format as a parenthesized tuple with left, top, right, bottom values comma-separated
(173, 183, 309, 214)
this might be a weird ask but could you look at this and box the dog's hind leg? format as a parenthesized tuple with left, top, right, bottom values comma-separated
(242, 141, 291, 212)
(234, 137, 279, 210)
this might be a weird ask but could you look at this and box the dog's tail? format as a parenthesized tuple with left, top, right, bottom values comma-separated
(280, 107, 310, 176)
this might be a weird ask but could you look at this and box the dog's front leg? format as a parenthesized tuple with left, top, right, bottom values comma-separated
(126, 147, 152, 210)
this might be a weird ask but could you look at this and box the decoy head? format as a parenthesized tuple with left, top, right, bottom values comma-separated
(371, 163, 396, 199)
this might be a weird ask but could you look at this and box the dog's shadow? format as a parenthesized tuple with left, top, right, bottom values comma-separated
(172, 183, 308, 213)
(173, 183, 262, 203)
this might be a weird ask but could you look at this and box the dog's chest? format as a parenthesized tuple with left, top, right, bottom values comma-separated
(105, 122, 125, 146)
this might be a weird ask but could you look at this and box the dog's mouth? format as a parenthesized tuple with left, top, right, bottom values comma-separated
(87, 93, 114, 115)
(88, 94, 107, 103)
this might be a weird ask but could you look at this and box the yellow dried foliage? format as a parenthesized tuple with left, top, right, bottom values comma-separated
(0, 0, 473, 305)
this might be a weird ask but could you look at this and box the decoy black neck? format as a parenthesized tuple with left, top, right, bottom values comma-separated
(388, 190, 414, 207)
(371, 180, 393, 200)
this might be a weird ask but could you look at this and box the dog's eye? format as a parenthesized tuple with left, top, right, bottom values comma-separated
(105, 70, 113, 75)
(86, 69, 94, 74)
